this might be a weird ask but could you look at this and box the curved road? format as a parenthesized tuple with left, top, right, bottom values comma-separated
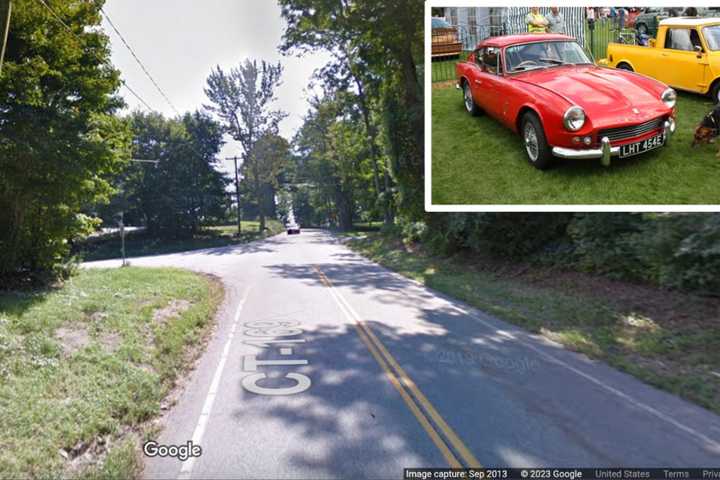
(85, 230, 720, 479)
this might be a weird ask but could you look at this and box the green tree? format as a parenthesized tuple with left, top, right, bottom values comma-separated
(294, 94, 375, 231)
(279, 0, 396, 225)
(115, 111, 228, 239)
(204, 59, 286, 232)
(0, 0, 130, 277)
(279, 0, 424, 221)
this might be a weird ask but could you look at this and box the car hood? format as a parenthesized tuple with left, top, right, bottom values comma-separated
(513, 65, 667, 123)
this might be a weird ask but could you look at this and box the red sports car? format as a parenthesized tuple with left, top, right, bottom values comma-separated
(455, 34, 677, 169)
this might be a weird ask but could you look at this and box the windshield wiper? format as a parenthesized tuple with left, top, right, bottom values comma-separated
(538, 57, 567, 65)
(510, 65, 546, 72)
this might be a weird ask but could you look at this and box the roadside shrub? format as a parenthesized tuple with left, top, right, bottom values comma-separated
(414, 213, 720, 295)
(423, 213, 573, 258)
(566, 213, 646, 280)
(401, 221, 428, 243)
(634, 214, 720, 293)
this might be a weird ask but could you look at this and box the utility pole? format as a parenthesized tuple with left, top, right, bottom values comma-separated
(0, 0, 12, 77)
(225, 156, 242, 236)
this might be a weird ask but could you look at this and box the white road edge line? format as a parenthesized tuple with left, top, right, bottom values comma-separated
(476, 318, 720, 452)
(178, 286, 253, 480)
(335, 243, 720, 452)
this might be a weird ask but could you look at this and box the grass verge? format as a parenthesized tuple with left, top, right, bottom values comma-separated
(78, 220, 284, 262)
(0, 267, 224, 478)
(342, 231, 720, 415)
(431, 84, 720, 205)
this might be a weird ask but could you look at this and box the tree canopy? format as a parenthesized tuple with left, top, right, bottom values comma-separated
(0, 0, 130, 276)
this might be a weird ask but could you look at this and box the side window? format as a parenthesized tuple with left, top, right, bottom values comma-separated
(691, 29, 703, 51)
(664, 28, 693, 51)
(475, 48, 484, 67)
(483, 47, 500, 74)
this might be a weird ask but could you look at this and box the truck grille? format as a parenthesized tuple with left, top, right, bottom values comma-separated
(598, 117, 664, 142)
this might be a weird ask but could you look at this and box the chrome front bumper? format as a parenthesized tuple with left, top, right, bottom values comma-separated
(551, 119, 675, 166)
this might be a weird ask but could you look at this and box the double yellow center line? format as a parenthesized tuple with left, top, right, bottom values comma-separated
(312, 265, 482, 469)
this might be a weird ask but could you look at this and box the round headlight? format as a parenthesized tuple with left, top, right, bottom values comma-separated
(661, 88, 677, 108)
(563, 106, 586, 131)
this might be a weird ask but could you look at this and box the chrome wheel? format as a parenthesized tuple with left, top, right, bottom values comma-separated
(524, 123, 539, 162)
(464, 85, 473, 112)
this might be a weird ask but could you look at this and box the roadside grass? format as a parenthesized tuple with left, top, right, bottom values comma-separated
(78, 220, 284, 262)
(432, 85, 720, 205)
(342, 232, 720, 415)
(0, 267, 224, 478)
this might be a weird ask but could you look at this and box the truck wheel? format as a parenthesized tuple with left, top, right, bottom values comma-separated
(463, 82, 481, 116)
(711, 81, 720, 105)
(617, 62, 634, 71)
(637, 23, 648, 35)
(521, 112, 553, 170)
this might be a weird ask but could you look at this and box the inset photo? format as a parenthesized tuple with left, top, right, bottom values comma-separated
(427, 6, 720, 208)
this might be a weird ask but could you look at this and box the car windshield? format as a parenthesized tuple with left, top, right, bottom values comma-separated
(432, 18, 451, 29)
(703, 25, 720, 50)
(505, 41, 593, 73)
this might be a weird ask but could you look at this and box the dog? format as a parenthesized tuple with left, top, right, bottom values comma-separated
(692, 104, 720, 147)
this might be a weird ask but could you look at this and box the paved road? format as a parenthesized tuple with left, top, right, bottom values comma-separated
(85, 230, 720, 479)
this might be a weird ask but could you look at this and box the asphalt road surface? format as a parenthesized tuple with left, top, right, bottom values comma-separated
(85, 230, 720, 479)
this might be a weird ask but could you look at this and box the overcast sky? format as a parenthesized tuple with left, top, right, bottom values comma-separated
(100, 0, 331, 176)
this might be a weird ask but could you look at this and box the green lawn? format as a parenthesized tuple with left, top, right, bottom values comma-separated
(432, 86, 720, 205)
(0, 268, 224, 478)
(342, 231, 720, 416)
(78, 220, 284, 262)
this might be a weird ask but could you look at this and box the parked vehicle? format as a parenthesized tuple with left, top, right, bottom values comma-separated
(602, 18, 720, 103)
(455, 34, 676, 169)
(431, 17, 463, 58)
(625, 8, 641, 28)
(634, 7, 682, 36)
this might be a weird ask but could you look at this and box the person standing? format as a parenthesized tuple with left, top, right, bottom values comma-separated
(526, 7, 548, 33)
(587, 7, 596, 31)
(547, 7, 566, 34)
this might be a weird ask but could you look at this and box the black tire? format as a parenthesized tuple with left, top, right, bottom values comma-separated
(617, 62, 634, 71)
(462, 81, 481, 116)
(637, 23, 648, 35)
(710, 81, 720, 105)
(520, 112, 553, 170)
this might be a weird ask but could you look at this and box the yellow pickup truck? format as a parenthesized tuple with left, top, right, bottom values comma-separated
(601, 18, 720, 103)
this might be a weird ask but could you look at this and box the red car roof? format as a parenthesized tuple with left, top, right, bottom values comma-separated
(479, 33, 576, 48)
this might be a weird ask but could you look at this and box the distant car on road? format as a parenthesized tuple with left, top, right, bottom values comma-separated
(286, 223, 301, 235)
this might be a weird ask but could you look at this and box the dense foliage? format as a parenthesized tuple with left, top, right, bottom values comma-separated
(416, 213, 720, 294)
(279, 0, 423, 226)
(99, 111, 228, 239)
(0, 0, 130, 277)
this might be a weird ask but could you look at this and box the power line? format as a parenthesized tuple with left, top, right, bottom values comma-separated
(33, 0, 158, 114)
(100, 7, 181, 116)
(33, 0, 224, 168)
(120, 80, 155, 112)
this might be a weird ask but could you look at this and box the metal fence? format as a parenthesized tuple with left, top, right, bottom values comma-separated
(431, 12, 636, 83)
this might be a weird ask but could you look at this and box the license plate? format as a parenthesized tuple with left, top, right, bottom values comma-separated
(620, 133, 665, 158)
